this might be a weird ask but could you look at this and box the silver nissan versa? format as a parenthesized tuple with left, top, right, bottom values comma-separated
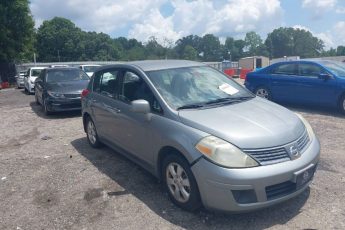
(81, 60, 320, 212)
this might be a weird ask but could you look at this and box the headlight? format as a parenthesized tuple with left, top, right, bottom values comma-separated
(295, 113, 314, 140)
(47, 91, 65, 98)
(195, 136, 258, 168)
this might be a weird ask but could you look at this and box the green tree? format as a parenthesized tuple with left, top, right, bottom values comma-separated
(36, 17, 83, 61)
(265, 27, 324, 58)
(336, 46, 345, 56)
(200, 34, 222, 61)
(0, 0, 35, 62)
(174, 35, 202, 59)
(182, 45, 198, 60)
(244, 31, 263, 56)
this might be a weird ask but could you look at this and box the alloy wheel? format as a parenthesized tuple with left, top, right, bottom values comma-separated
(166, 162, 191, 203)
(256, 88, 269, 99)
(87, 120, 97, 145)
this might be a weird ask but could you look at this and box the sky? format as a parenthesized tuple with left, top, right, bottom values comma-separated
(30, 0, 345, 49)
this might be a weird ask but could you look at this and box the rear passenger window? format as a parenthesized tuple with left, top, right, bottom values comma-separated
(272, 64, 297, 75)
(94, 70, 118, 98)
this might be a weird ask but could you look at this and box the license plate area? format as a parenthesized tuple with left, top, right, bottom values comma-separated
(295, 165, 316, 190)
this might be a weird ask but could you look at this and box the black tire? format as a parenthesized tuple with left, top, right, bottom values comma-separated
(35, 91, 40, 105)
(255, 86, 271, 100)
(24, 87, 29, 94)
(42, 97, 51, 115)
(85, 117, 102, 148)
(339, 94, 345, 115)
(162, 154, 201, 211)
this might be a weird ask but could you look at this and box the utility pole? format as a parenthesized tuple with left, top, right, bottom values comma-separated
(58, 50, 61, 62)
(33, 53, 36, 66)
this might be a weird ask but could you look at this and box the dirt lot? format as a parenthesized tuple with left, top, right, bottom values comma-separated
(0, 87, 344, 230)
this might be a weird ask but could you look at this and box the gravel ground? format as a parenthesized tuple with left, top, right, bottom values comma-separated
(0, 87, 344, 230)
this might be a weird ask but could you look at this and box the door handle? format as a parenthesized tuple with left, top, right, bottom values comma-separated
(103, 103, 121, 114)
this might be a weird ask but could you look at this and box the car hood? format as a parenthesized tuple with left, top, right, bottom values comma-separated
(178, 97, 305, 149)
(46, 80, 89, 94)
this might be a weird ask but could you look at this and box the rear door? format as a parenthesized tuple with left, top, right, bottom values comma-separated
(270, 63, 299, 102)
(296, 63, 337, 105)
(89, 68, 122, 142)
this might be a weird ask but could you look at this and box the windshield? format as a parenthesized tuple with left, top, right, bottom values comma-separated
(319, 61, 345, 76)
(46, 69, 89, 82)
(146, 66, 253, 109)
(83, 66, 100, 72)
(31, 69, 42, 77)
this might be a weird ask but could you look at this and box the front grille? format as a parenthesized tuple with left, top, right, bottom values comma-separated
(297, 130, 310, 151)
(63, 94, 81, 99)
(266, 181, 296, 200)
(243, 129, 310, 166)
(244, 147, 290, 165)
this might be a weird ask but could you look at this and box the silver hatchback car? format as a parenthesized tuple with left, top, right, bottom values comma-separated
(81, 60, 320, 212)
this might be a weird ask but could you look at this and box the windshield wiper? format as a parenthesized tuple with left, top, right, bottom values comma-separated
(177, 104, 205, 110)
(205, 96, 254, 105)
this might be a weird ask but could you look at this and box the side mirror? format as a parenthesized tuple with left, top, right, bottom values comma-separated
(131, 99, 150, 114)
(318, 73, 332, 80)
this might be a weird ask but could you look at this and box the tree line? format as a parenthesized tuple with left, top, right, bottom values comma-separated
(1, 0, 345, 64)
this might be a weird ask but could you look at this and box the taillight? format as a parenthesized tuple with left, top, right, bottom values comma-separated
(81, 89, 90, 98)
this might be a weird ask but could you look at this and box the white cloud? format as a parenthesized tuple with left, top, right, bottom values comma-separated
(30, 0, 167, 33)
(129, 0, 283, 44)
(302, 0, 337, 18)
(31, 0, 283, 45)
(334, 21, 345, 45)
(336, 6, 345, 14)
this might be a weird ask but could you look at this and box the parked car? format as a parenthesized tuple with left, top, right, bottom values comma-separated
(245, 60, 345, 114)
(35, 67, 89, 115)
(50, 64, 69, 68)
(79, 64, 101, 77)
(24, 67, 45, 94)
(81, 60, 320, 212)
(16, 71, 26, 88)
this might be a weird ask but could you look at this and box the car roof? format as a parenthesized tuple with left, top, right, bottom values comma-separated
(30, 67, 46, 70)
(46, 67, 80, 71)
(98, 60, 206, 72)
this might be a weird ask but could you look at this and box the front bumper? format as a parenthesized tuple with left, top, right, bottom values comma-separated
(191, 135, 320, 212)
(46, 97, 82, 112)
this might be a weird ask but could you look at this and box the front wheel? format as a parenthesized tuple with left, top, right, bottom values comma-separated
(42, 97, 51, 115)
(162, 154, 201, 211)
(35, 90, 40, 105)
(255, 87, 271, 100)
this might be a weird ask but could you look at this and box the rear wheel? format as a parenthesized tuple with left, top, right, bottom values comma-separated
(255, 87, 271, 100)
(86, 117, 102, 148)
(162, 154, 201, 211)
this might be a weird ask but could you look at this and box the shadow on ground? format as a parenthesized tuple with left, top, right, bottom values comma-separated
(71, 137, 310, 230)
(30, 101, 81, 119)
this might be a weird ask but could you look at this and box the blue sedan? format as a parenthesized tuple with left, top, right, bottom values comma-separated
(244, 60, 345, 114)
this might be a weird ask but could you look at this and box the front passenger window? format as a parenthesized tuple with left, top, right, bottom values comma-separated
(120, 71, 163, 113)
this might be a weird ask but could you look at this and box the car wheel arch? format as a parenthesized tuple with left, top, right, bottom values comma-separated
(83, 112, 91, 132)
(157, 146, 192, 181)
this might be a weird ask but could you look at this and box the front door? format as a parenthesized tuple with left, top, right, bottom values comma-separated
(113, 69, 162, 165)
(296, 63, 337, 106)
